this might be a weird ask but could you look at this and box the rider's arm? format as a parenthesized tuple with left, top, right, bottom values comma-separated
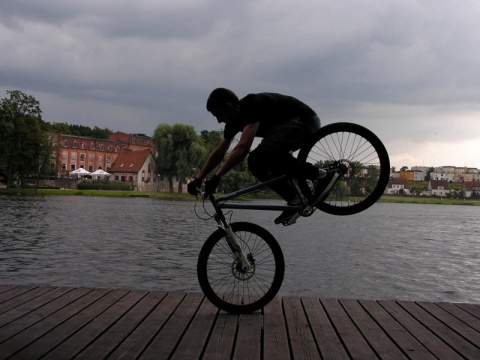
(196, 137, 231, 180)
(214, 122, 259, 177)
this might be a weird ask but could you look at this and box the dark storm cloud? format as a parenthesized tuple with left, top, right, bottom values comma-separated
(0, 0, 479, 167)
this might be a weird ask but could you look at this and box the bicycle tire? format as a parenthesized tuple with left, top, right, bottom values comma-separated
(197, 222, 285, 314)
(297, 122, 390, 215)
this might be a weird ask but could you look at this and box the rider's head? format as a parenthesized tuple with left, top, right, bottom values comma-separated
(206, 88, 241, 124)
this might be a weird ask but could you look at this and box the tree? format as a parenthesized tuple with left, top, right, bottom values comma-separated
(0, 90, 47, 188)
(198, 129, 223, 177)
(425, 167, 435, 182)
(153, 123, 205, 192)
(220, 157, 257, 194)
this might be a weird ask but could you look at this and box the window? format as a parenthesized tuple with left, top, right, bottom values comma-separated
(71, 153, 77, 160)
(63, 140, 68, 147)
(89, 154, 94, 162)
(99, 144, 104, 151)
(106, 156, 111, 164)
(99, 155, 103, 163)
(61, 152, 67, 160)
(81, 142, 86, 149)
(108, 145, 112, 151)
(80, 153, 85, 161)
(90, 142, 95, 150)
(120, 163, 124, 168)
(115, 145, 120, 153)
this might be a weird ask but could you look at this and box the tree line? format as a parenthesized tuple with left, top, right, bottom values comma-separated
(0, 89, 257, 192)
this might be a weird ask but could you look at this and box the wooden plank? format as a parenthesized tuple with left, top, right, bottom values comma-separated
(0, 287, 73, 330)
(416, 302, 480, 353)
(171, 297, 219, 360)
(0, 288, 111, 359)
(14, 288, 126, 359)
(74, 290, 167, 359)
(321, 298, 377, 359)
(0, 285, 19, 296)
(0, 287, 84, 343)
(359, 300, 436, 360)
(232, 312, 262, 360)
(263, 297, 290, 360)
(0, 285, 39, 305)
(436, 302, 480, 332)
(43, 289, 148, 359)
(202, 311, 238, 359)
(398, 301, 480, 359)
(140, 292, 204, 359)
(283, 296, 320, 359)
(0, 285, 479, 360)
(0, 286, 55, 314)
(341, 299, 407, 359)
(302, 297, 349, 360)
(456, 303, 480, 319)
(378, 300, 463, 360)
(107, 291, 180, 359)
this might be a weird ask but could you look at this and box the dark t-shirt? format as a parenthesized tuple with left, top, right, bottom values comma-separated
(223, 93, 316, 140)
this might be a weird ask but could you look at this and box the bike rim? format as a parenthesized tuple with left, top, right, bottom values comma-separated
(205, 230, 279, 307)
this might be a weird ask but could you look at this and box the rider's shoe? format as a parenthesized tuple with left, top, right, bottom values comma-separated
(274, 210, 296, 225)
(274, 198, 301, 225)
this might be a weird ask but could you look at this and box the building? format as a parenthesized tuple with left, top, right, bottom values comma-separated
(427, 180, 450, 197)
(385, 178, 410, 195)
(57, 134, 123, 176)
(109, 150, 157, 192)
(463, 182, 480, 198)
(108, 132, 155, 154)
(411, 166, 429, 181)
(429, 172, 456, 182)
(56, 132, 154, 177)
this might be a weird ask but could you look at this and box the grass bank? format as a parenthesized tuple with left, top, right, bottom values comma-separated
(2, 189, 479, 206)
(0, 188, 194, 200)
(379, 195, 480, 206)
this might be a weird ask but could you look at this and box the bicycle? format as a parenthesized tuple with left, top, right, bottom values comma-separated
(194, 122, 390, 313)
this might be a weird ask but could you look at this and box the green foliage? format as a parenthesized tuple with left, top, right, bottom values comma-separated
(77, 181, 133, 191)
(49, 122, 112, 139)
(153, 123, 206, 192)
(220, 157, 258, 194)
(0, 90, 48, 188)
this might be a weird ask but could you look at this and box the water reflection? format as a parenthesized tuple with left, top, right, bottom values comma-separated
(1, 195, 479, 303)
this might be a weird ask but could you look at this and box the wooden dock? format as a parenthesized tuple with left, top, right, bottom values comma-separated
(0, 285, 479, 359)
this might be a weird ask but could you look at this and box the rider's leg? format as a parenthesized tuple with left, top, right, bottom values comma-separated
(248, 149, 298, 202)
(248, 115, 322, 224)
(251, 115, 321, 181)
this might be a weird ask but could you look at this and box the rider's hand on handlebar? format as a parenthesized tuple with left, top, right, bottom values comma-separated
(187, 178, 202, 196)
(204, 175, 221, 195)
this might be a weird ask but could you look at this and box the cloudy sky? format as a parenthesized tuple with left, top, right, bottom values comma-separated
(1, 0, 479, 169)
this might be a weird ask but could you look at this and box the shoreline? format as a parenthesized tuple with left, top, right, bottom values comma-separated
(1, 188, 479, 206)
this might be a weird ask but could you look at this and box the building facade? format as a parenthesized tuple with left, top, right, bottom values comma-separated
(56, 132, 155, 177)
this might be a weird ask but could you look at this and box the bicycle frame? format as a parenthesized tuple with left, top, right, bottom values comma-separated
(204, 169, 340, 271)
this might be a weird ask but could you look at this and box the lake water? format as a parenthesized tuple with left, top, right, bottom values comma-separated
(1, 195, 479, 303)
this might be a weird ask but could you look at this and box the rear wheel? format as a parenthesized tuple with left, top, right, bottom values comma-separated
(197, 222, 285, 314)
(297, 122, 390, 215)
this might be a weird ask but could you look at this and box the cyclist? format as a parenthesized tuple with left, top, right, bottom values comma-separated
(188, 88, 326, 225)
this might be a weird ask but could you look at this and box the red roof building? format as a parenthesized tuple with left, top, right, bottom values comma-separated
(110, 150, 157, 191)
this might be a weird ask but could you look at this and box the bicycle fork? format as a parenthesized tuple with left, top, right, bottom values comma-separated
(211, 199, 251, 272)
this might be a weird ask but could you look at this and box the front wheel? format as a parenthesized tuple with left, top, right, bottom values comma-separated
(297, 122, 390, 215)
(197, 222, 285, 314)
